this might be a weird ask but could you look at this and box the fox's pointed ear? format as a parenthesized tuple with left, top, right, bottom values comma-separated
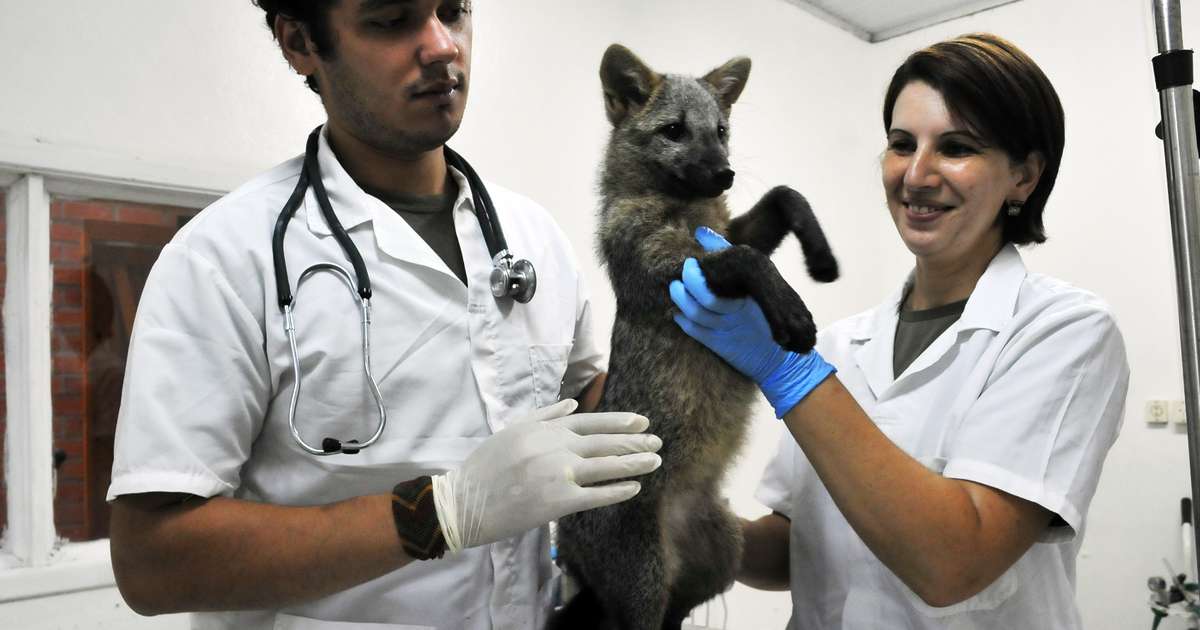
(703, 56, 751, 109)
(600, 44, 661, 126)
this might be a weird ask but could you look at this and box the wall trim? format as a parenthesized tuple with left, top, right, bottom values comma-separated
(0, 134, 232, 210)
(0, 166, 224, 211)
(0, 541, 116, 603)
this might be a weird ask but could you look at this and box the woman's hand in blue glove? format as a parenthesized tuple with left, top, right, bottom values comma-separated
(669, 259, 790, 384)
(669, 227, 836, 418)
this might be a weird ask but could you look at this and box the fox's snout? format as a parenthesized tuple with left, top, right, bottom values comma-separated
(713, 167, 735, 191)
(679, 160, 735, 198)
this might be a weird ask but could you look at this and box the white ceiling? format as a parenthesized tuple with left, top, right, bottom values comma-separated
(782, 0, 1023, 42)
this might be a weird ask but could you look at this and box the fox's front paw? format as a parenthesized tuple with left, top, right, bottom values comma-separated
(696, 245, 817, 353)
(760, 290, 816, 353)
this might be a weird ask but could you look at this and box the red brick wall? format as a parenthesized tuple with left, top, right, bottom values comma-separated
(50, 198, 194, 541)
(52, 201, 85, 538)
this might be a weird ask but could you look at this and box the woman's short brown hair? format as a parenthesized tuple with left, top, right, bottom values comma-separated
(882, 33, 1065, 245)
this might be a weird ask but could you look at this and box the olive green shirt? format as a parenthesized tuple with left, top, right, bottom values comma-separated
(367, 178, 468, 286)
(893, 297, 968, 378)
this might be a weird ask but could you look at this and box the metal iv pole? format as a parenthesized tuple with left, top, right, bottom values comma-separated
(1153, 0, 1200, 577)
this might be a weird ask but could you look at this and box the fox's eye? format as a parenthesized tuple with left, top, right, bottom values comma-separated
(717, 124, 727, 139)
(660, 123, 686, 141)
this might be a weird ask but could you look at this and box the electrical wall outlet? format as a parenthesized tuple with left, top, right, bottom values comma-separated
(1172, 400, 1188, 425)
(1147, 400, 1170, 425)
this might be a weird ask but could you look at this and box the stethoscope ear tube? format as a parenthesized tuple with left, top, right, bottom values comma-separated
(305, 130, 373, 301)
(272, 152, 311, 309)
(444, 146, 500, 257)
(445, 145, 537, 303)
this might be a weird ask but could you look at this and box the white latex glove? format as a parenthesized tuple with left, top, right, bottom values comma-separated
(431, 399, 662, 552)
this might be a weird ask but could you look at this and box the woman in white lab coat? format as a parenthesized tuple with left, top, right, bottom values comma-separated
(671, 33, 1129, 629)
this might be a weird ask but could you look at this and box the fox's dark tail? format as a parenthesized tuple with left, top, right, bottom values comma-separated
(727, 185, 839, 283)
(544, 583, 609, 630)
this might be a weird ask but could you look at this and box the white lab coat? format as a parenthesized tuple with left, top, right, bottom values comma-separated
(107, 128, 605, 630)
(757, 245, 1129, 630)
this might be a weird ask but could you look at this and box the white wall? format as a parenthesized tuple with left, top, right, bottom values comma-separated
(0, 0, 1191, 628)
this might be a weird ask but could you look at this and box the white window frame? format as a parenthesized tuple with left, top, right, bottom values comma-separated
(0, 162, 222, 603)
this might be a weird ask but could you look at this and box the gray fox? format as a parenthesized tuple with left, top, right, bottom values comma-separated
(547, 44, 839, 630)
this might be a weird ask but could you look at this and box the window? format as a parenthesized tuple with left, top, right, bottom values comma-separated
(0, 172, 216, 600)
(49, 199, 197, 541)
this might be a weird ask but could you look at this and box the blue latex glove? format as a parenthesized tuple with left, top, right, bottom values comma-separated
(669, 227, 836, 418)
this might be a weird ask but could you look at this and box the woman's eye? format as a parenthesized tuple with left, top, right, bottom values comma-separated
(941, 142, 977, 157)
(887, 139, 915, 154)
(660, 123, 686, 141)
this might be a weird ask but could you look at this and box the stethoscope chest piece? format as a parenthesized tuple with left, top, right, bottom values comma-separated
(490, 254, 537, 304)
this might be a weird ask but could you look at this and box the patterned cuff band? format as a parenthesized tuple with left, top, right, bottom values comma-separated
(391, 476, 447, 561)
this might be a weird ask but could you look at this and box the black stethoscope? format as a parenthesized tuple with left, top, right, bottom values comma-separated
(272, 126, 537, 456)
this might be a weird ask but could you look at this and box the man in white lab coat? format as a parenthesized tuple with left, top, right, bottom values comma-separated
(106, 2, 663, 628)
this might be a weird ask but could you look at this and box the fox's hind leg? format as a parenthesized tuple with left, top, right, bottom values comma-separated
(555, 500, 670, 630)
(544, 578, 609, 630)
(660, 490, 743, 630)
(727, 185, 839, 282)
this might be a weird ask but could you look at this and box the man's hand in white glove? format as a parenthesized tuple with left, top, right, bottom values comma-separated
(431, 399, 662, 552)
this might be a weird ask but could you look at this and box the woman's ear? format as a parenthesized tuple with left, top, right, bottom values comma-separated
(1011, 151, 1046, 200)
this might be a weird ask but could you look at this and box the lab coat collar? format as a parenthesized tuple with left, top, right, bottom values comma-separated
(852, 244, 1027, 399)
(956, 244, 1026, 333)
(302, 126, 477, 277)
(303, 127, 374, 236)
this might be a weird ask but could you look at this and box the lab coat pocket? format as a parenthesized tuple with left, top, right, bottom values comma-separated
(530, 343, 572, 408)
(901, 454, 1020, 621)
(843, 546, 1019, 628)
(273, 612, 433, 629)
(901, 566, 1019, 620)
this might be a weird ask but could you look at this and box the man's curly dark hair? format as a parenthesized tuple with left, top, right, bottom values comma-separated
(253, 0, 340, 94)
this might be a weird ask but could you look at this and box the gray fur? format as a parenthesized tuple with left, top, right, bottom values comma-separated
(548, 44, 838, 630)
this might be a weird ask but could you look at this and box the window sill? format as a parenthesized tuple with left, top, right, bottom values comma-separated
(0, 540, 116, 603)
